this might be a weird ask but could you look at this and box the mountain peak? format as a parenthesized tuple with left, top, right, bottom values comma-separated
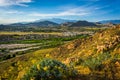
(70, 20, 96, 27)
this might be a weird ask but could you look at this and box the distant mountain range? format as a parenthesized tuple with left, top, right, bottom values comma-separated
(5, 19, 96, 27)
(1, 18, 119, 28)
(8, 19, 97, 27)
(99, 20, 120, 24)
(10, 21, 59, 27)
(36, 18, 77, 24)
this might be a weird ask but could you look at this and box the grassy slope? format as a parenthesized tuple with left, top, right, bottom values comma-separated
(52, 25, 120, 61)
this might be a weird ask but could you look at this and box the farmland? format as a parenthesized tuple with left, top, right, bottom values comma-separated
(0, 30, 90, 62)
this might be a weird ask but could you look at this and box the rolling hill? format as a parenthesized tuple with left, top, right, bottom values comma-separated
(70, 20, 97, 27)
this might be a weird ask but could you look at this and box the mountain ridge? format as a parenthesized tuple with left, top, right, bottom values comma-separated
(35, 18, 77, 24)
(99, 20, 120, 24)
(9, 20, 59, 27)
(69, 20, 97, 27)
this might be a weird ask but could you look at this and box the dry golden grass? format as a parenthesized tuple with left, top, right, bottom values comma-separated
(0, 32, 62, 35)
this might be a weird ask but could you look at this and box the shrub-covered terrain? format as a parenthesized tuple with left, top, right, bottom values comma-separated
(22, 59, 77, 80)
(51, 25, 120, 80)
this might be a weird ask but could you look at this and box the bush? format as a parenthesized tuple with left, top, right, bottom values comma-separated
(21, 59, 77, 80)
(82, 52, 111, 70)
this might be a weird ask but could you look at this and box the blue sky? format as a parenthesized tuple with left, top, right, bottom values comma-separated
(0, 0, 120, 24)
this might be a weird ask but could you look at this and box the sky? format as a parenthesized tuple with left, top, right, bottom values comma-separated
(0, 0, 120, 24)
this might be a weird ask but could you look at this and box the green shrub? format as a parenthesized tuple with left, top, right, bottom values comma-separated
(82, 52, 111, 70)
(22, 59, 77, 80)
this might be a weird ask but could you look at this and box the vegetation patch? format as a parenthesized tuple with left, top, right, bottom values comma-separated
(22, 59, 77, 80)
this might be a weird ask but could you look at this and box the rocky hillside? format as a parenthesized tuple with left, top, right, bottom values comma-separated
(52, 25, 120, 80)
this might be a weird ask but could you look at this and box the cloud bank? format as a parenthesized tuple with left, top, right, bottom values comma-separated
(29, 7, 91, 17)
(0, 0, 32, 6)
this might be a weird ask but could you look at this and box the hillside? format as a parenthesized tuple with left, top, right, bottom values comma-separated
(53, 25, 120, 60)
(0, 25, 120, 80)
(52, 25, 120, 79)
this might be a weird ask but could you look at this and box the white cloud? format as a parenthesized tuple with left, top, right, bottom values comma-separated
(5, 10, 23, 14)
(29, 8, 90, 17)
(0, 9, 24, 15)
(0, 18, 35, 24)
(0, 0, 32, 7)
